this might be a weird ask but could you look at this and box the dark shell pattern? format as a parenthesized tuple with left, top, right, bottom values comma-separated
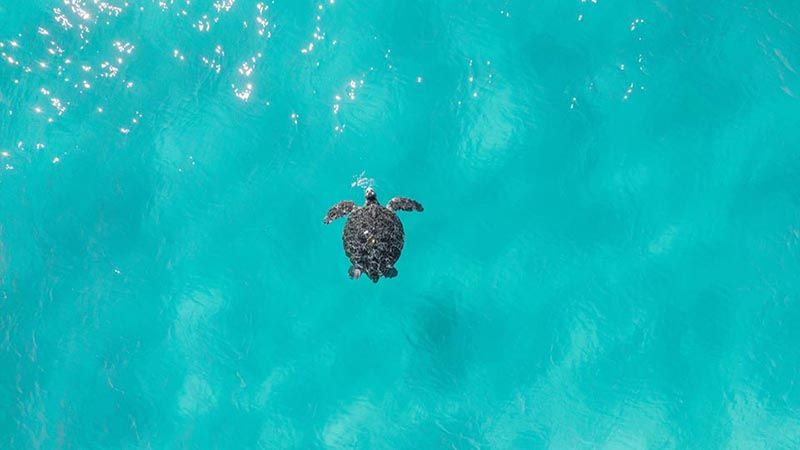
(343, 203, 404, 282)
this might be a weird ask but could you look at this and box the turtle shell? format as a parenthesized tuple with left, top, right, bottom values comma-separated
(342, 203, 404, 282)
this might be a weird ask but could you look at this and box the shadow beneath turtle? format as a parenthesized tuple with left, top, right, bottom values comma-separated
(404, 288, 473, 390)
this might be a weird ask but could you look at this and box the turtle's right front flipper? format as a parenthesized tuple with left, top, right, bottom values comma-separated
(387, 197, 424, 212)
(323, 200, 356, 224)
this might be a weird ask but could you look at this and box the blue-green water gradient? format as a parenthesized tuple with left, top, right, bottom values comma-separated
(2, 0, 800, 448)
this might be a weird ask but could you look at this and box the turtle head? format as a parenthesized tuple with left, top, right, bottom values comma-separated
(365, 187, 378, 203)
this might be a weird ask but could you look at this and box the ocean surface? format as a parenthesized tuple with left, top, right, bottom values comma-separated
(2, 0, 800, 448)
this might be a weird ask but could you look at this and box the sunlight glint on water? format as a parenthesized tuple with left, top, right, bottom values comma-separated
(2, 0, 800, 448)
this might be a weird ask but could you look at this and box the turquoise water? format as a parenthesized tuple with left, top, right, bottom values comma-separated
(2, 0, 800, 447)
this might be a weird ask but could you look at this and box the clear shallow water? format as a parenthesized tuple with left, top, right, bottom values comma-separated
(2, 0, 800, 448)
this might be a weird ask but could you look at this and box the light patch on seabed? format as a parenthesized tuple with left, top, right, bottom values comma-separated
(601, 397, 676, 448)
(726, 387, 800, 448)
(648, 225, 678, 254)
(504, 374, 675, 448)
(322, 396, 378, 448)
(559, 308, 602, 370)
(257, 416, 298, 448)
(254, 369, 286, 406)
(457, 85, 520, 174)
(178, 373, 217, 416)
(173, 288, 224, 347)
(611, 163, 651, 197)
(172, 289, 224, 418)
(490, 235, 535, 295)
(235, 366, 291, 411)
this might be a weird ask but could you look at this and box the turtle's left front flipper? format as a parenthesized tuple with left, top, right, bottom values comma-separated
(387, 197, 423, 212)
(324, 200, 356, 224)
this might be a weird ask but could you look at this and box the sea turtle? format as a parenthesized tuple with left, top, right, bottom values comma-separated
(324, 187, 423, 283)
